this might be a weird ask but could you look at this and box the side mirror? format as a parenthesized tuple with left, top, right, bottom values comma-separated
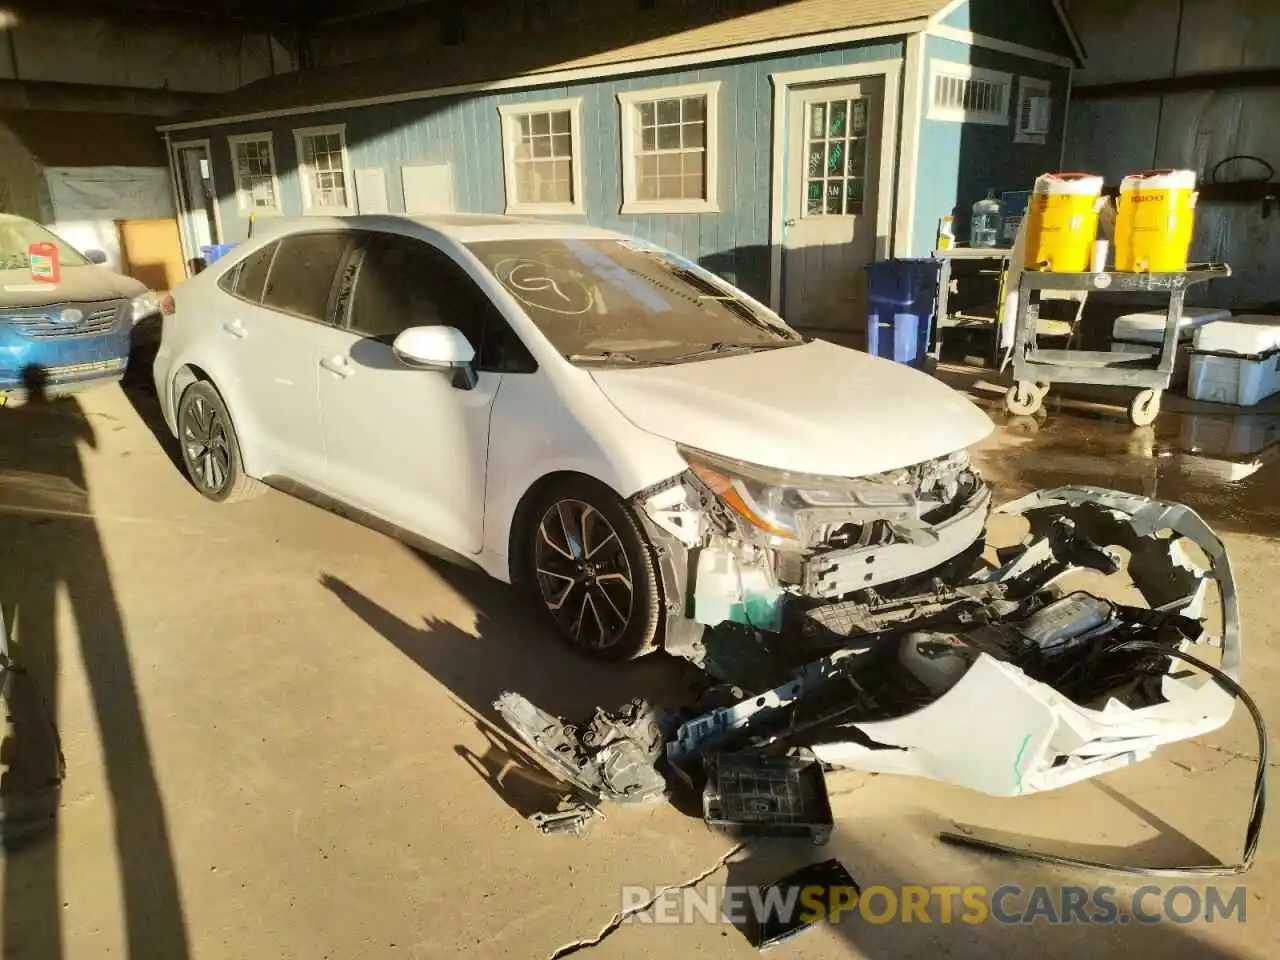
(83, 248, 108, 265)
(392, 326, 477, 389)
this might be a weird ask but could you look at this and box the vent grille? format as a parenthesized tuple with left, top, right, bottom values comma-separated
(933, 74, 1007, 119)
(3, 301, 125, 340)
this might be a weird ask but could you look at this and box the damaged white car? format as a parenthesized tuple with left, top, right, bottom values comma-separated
(156, 215, 991, 662)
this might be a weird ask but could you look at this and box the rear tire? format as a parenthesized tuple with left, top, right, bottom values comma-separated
(518, 477, 662, 662)
(176, 381, 264, 503)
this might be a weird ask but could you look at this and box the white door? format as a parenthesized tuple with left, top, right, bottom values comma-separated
(218, 234, 346, 485)
(173, 143, 219, 267)
(313, 232, 501, 557)
(782, 79, 884, 333)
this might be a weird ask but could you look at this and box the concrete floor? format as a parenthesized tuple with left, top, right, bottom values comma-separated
(0, 374, 1276, 959)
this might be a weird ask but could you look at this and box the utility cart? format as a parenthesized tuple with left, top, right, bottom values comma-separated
(1003, 263, 1232, 426)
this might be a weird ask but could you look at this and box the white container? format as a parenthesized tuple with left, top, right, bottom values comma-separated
(1111, 307, 1232, 386)
(1187, 315, 1280, 407)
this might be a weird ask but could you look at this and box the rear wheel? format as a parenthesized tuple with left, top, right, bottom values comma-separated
(520, 478, 662, 661)
(176, 381, 263, 503)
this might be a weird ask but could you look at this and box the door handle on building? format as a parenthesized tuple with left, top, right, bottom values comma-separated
(320, 356, 354, 379)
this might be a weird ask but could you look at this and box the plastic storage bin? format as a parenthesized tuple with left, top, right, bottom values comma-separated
(200, 243, 238, 265)
(1111, 306, 1232, 386)
(864, 258, 941, 366)
(1188, 315, 1280, 407)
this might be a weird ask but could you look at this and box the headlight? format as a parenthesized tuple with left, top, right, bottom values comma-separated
(131, 291, 161, 323)
(679, 445, 924, 541)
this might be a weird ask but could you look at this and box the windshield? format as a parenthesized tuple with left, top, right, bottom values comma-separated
(465, 238, 801, 362)
(0, 215, 89, 271)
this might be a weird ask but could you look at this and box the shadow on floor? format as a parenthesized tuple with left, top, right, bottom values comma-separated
(320, 558, 701, 822)
(0, 367, 189, 959)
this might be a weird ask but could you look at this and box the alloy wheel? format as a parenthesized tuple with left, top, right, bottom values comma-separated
(533, 499, 635, 650)
(181, 395, 232, 494)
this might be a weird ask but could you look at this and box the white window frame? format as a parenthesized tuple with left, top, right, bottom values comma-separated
(496, 97, 585, 215)
(1014, 75, 1053, 145)
(617, 80, 720, 215)
(926, 59, 1011, 126)
(227, 132, 283, 216)
(293, 123, 354, 215)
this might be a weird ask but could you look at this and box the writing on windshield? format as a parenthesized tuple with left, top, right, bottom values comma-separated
(467, 238, 797, 362)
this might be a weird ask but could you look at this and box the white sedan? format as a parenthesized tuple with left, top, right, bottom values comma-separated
(153, 215, 993, 663)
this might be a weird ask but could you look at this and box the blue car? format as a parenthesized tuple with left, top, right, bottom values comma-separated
(1, 213, 161, 400)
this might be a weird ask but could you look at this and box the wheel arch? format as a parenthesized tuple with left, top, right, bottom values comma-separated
(505, 470, 628, 585)
(170, 363, 261, 477)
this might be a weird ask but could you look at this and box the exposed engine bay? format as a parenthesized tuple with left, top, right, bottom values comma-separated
(497, 486, 1260, 865)
(633, 447, 991, 661)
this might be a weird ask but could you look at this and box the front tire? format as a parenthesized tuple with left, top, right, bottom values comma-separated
(176, 381, 264, 503)
(520, 477, 662, 662)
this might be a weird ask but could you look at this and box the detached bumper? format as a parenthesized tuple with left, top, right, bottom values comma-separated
(810, 487, 1240, 796)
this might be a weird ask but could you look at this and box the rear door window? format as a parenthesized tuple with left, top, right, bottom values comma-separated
(261, 233, 352, 323)
(234, 243, 276, 303)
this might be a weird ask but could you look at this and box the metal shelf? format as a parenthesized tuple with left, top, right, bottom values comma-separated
(1005, 262, 1232, 426)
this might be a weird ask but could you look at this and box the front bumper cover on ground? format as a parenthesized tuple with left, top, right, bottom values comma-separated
(499, 485, 1243, 804)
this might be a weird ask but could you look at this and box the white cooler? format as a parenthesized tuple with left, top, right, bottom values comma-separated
(1111, 307, 1231, 386)
(1188, 315, 1280, 406)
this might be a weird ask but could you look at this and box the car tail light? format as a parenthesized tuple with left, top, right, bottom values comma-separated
(161, 294, 176, 315)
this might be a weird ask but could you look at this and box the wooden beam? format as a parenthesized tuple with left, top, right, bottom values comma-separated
(1074, 69, 1280, 100)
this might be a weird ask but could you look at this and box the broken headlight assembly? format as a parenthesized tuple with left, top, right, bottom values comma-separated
(679, 444, 979, 549)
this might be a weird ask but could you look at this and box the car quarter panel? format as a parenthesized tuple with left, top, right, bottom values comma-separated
(480, 364, 687, 582)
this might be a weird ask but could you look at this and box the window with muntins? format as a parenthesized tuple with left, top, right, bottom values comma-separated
(229, 135, 281, 214)
(498, 99, 583, 213)
(804, 97, 871, 217)
(635, 96, 706, 202)
(618, 82, 720, 214)
(295, 125, 352, 212)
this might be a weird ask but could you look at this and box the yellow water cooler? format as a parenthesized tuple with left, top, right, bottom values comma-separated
(1023, 172, 1104, 272)
(1114, 168, 1198, 273)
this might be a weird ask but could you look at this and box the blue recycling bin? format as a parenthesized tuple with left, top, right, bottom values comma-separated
(200, 243, 238, 265)
(864, 258, 942, 366)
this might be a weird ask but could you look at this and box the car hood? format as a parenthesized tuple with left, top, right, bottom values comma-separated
(589, 340, 994, 477)
(0, 265, 146, 309)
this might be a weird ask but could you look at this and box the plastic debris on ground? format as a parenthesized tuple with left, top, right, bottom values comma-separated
(749, 859, 860, 951)
(494, 486, 1265, 875)
(702, 753, 833, 845)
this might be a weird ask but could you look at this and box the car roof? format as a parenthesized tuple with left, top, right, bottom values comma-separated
(256, 213, 629, 244)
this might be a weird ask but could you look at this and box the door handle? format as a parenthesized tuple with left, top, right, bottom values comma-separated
(785, 218, 798, 227)
(320, 355, 354, 378)
(222, 319, 246, 338)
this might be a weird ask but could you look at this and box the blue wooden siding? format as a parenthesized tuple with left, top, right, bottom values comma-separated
(203, 39, 905, 302)
(941, 0, 1077, 58)
(909, 34, 1069, 256)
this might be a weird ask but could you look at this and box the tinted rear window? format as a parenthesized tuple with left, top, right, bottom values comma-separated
(261, 233, 351, 322)
(235, 243, 276, 302)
